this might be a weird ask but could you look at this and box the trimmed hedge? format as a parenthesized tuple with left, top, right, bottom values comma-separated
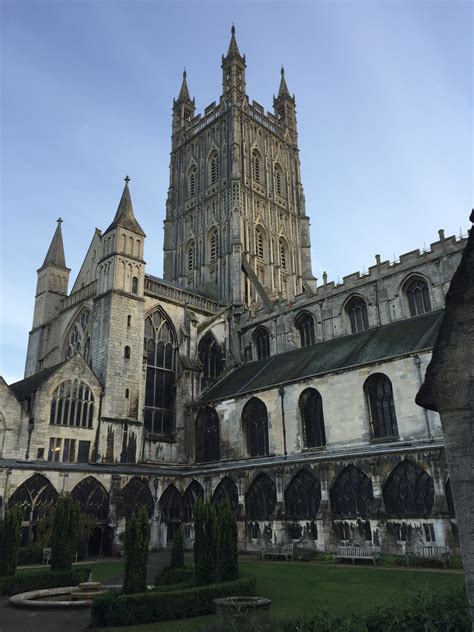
(17, 542, 44, 566)
(0, 567, 91, 596)
(154, 566, 194, 586)
(91, 574, 256, 627)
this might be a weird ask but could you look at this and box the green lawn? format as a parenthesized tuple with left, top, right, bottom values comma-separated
(102, 560, 465, 632)
(17, 559, 124, 583)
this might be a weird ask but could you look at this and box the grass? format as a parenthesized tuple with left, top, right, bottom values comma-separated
(101, 559, 465, 632)
(16, 559, 124, 583)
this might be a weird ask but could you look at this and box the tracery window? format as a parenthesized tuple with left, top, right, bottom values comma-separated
(255, 227, 265, 261)
(195, 406, 220, 463)
(209, 229, 218, 262)
(9, 473, 58, 524)
(144, 309, 176, 436)
(295, 311, 315, 347)
(183, 481, 204, 521)
(71, 476, 109, 522)
(331, 465, 374, 518)
(159, 484, 182, 521)
(212, 477, 239, 514)
(347, 297, 369, 333)
(198, 332, 225, 389)
(274, 164, 283, 196)
(383, 459, 434, 517)
(242, 397, 269, 457)
(209, 152, 219, 184)
(121, 477, 154, 519)
(189, 166, 197, 197)
(50, 379, 94, 428)
(252, 149, 261, 183)
(253, 326, 270, 360)
(187, 242, 195, 273)
(405, 278, 432, 317)
(279, 238, 287, 272)
(245, 473, 276, 520)
(299, 388, 326, 448)
(285, 469, 321, 520)
(364, 373, 398, 439)
(64, 309, 91, 362)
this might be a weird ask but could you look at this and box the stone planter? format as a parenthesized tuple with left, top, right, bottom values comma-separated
(214, 596, 272, 623)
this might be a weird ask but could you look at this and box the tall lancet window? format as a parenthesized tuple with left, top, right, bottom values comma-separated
(274, 163, 283, 196)
(189, 166, 197, 197)
(144, 309, 176, 437)
(209, 152, 219, 184)
(255, 227, 265, 261)
(187, 241, 195, 273)
(252, 149, 261, 183)
(279, 238, 287, 272)
(209, 229, 218, 263)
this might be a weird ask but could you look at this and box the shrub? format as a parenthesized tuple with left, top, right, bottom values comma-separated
(154, 566, 194, 586)
(17, 542, 44, 566)
(0, 506, 22, 576)
(194, 500, 217, 585)
(123, 507, 150, 594)
(216, 500, 238, 581)
(170, 527, 185, 569)
(0, 567, 90, 596)
(91, 574, 256, 627)
(50, 496, 81, 572)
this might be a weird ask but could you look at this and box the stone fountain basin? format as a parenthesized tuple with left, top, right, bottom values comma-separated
(10, 586, 92, 609)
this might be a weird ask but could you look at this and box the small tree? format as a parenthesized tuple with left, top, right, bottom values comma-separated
(170, 526, 184, 569)
(217, 499, 239, 581)
(123, 507, 150, 594)
(194, 500, 217, 585)
(0, 506, 22, 576)
(51, 496, 81, 571)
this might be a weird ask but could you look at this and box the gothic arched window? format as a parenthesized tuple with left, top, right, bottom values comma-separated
(295, 311, 315, 347)
(9, 474, 58, 524)
(255, 227, 265, 261)
(364, 373, 398, 439)
(198, 332, 225, 388)
(285, 469, 321, 520)
(279, 238, 287, 272)
(159, 484, 182, 521)
(64, 308, 91, 362)
(242, 397, 269, 457)
(188, 166, 197, 197)
(253, 326, 270, 360)
(195, 406, 220, 463)
(346, 297, 369, 333)
(246, 473, 276, 520)
(183, 481, 204, 521)
(299, 388, 326, 448)
(209, 229, 218, 262)
(331, 465, 374, 518)
(187, 241, 195, 273)
(212, 477, 239, 513)
(209, 152, 219, 184)
(71, 476, 109, 522)
(144, 309, 176, 437)
(252, 149, 261, 183)
(405, 277, 432, 317)
(274, 163, 283, 196)
(383, 459, 434, 517)
(121, 477, 154, 519)
(131, 276, 139, 294)
(50, 379, 94, 428)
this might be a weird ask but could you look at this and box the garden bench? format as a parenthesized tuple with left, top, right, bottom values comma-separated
(335, 545, 381, 564)
(260, 543, 294, 561)
(42, 547, 78, 564)
(412, 545, 450, 567)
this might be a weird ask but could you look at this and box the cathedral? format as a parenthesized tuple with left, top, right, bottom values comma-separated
(0, 28, 467, 556)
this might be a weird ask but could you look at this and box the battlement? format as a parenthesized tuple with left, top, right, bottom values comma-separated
(62, 280, 97, 312)
(314, 229, 468, 298)
(145, 275, 223, 314)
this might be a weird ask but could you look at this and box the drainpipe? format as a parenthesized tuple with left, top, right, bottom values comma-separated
(278, 387, 287, 458)
(414, 355, 432, 439)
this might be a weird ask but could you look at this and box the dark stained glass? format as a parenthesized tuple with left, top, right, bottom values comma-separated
(383, 459, 434, 517)
(159, 484, 182, 521)
(212, 477, 239, 514)
(299, 388, 326, 448)
(195, 406, 220, 463)
(254, 326, 270, 360)
(245, 473, 276, 520)
(406, 278, 431, 317)
(198, 332, 225, 389)
(331, 465, 374, 518)
(294, 312, 315, 347)
(364, 373, 399, 439)
(285, 469, 321, 520)
(347, 297, 369, 333)
(122, 477, 154, 518)
(71, 476, 109, 522)
(242, 397, 269, 457)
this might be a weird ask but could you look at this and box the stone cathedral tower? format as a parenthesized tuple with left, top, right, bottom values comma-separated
(163, 27, 316, 307)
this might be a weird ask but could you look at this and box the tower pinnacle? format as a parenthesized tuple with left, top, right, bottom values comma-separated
(42, 218, 67, 268)
(103, 177, 145, 237)
(224, 24, 244, 62)
(278, 66, 291, 98)
(176, 69, 191, 103)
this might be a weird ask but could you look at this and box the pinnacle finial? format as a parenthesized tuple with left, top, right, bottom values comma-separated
(281, 65, 285, 76)
(277, 65, 291, 99)
(124, 175, 130, 184)
(231, 23, 235, 35)
(57, 217, 63, 224)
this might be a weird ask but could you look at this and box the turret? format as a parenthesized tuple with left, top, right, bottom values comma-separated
(221, 25, 246, 102)
(172, 70, 195, 139)
(273, 67, 297, 144)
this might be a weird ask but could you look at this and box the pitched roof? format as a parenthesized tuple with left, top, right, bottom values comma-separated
(103, 179, 145, 237)
(277, 66, 291, 99)
(43, 220, 67, 268)
(199, 310, 444, 403)
(9, 362, 66, 401)
(176, 70, 191, 102)
(224, 25, 244, 61)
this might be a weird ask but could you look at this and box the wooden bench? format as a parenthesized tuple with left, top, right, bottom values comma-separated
(412, 545, 450, 567)
(259, 543, 294, 561)
(335, 545, 381, 565)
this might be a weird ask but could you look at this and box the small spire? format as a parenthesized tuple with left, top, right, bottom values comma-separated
(43, 218, 67, 268)
(226, 23, 242, 59)
(278, 65, 291, 98)
(103, 177, 145, 237)
(177, 68, 191, 102)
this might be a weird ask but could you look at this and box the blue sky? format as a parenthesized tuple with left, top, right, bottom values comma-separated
(1, 0, 472, 384)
